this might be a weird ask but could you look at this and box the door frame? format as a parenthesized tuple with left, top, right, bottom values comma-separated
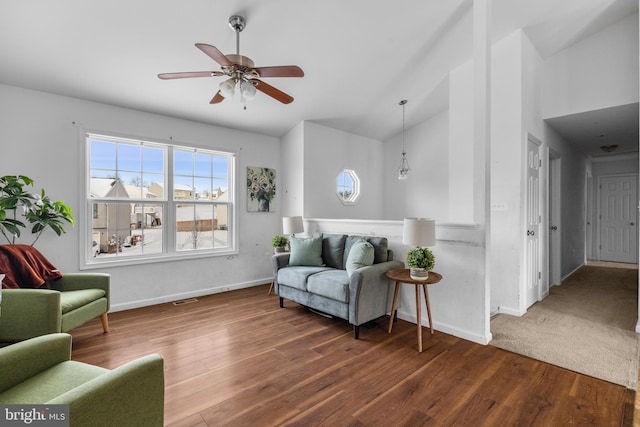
(595, 172, 639, 262)
(547, 149, 561, 288)
(524, 134, 545, 309)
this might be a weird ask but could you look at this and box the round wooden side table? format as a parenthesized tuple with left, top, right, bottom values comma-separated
(385, 268, 443, 353)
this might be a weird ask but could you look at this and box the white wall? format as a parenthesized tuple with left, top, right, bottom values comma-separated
(382, 109, 450, 221)
(542, 13, 639, 118)
(544, 124, 588, 278)
(302, 121, 384, 219)
(280, 122, 305, 219)
(448, 60, 475, 223)
(0, 84, 281, 311)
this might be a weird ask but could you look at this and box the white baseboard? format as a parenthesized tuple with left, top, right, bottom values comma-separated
(109, 278, 271, 312)
(396, 309, 492, 345)
(497, 306, 526, 317)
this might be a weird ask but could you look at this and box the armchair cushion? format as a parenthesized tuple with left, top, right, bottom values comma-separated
(60, 289, 106, 314)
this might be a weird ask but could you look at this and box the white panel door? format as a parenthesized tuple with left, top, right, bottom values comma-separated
(599, 175, 638, 263)
(526, 139, 541, 308)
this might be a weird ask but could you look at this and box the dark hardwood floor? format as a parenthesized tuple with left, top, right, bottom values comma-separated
(70, 285, 635, 426)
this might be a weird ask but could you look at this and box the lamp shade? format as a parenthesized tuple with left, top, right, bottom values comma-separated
(283, 216, 304, 235)
(402, 218, 436, 247)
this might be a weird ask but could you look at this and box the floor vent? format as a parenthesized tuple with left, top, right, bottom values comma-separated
(172, 298, 199, 306)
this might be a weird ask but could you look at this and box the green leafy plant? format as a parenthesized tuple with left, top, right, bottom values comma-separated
(0, 175, 75, 245)
(272, 234, 288, 248)
(406, 247, 435, 271)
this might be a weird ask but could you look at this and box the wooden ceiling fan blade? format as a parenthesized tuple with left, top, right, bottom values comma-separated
(210, 91, 225, 104)
(253, 79, 294, 104)
(252, 66, 304, 78)
(195, 43, 233, 67)
(158, 71, 221, 80)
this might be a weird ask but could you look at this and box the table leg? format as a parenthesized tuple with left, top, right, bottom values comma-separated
(416, 285, 422, 353)
(388, 282, 401, 333)
(423, 284, 434, 334)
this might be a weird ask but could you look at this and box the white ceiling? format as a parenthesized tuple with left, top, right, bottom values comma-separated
(0, 0, 637, 152)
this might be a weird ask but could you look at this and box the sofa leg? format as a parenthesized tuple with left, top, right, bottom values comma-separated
(101, 313, 110, 333)
(353, 325, 360, 339)
(279, 297, 284, 308)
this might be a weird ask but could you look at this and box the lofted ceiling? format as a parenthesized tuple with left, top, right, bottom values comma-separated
(0, 0, 637, 153)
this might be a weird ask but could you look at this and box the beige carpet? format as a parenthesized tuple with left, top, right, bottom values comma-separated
(490, 265, 640, 389)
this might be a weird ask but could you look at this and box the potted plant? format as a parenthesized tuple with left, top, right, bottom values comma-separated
(272, 234, 288, 254)
(0, 175, 75, 246)
(406, 247, 435, 281)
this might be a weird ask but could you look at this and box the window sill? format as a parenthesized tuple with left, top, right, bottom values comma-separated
(81, 248, 238, 270)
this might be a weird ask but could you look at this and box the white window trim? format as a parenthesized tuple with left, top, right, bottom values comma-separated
(79, 130, 237, 269)
(336, 169, 360, 205)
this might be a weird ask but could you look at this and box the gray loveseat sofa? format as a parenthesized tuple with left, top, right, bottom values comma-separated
(272, 233, 404, 339)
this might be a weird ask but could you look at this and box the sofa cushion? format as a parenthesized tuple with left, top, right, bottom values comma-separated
(60, 289, 106, 314)
(345, 240, 375, 277)
(289, 234, 324, 266)
(322, 234, 347, 269)
(344, 236, 389, 266)
(278, 266, 333, 291)
(306, 270, 350, 303)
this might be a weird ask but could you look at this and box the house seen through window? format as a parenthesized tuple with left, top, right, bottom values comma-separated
(86, 133, 235, 264)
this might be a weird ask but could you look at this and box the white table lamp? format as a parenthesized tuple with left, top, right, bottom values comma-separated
(402, 218, 436, 247)
(283, 216, 304, 236)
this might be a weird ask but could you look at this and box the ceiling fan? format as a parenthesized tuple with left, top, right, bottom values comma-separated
(158, 15, 304, 107)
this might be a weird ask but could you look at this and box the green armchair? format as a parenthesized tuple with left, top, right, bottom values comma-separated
(0, 333, 164, 427)
(0, 273, 110, 342)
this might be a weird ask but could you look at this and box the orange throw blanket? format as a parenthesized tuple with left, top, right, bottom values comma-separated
(0, 244, 62, 289)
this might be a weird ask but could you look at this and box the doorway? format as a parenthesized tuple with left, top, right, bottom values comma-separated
(525, 136, 542, 308)
(548, 151, 561, 287)
(597, 173, 639, 263)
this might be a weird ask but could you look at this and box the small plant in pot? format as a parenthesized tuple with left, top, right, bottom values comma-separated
(272, 234, 288, 254)
(406, 247, 435, 281)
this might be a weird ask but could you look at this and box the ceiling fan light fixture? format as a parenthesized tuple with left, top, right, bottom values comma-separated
(219, 78, 236, 98)
(240, 80, 257, 101)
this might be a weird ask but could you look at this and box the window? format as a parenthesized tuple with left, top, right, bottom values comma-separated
(85, 133, 234, 265)
(336, 169, 360, 205)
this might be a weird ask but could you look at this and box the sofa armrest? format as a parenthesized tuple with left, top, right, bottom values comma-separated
(0, 333, 72, 394)
(348, 260, 405, 325)
(52, 273, 110, 309)
(0, 289, 62, 341)
(49, 354, 165, 427)
(271, 253, 291, 278)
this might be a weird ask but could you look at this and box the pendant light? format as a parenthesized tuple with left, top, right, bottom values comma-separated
(398, 99, 410, 180)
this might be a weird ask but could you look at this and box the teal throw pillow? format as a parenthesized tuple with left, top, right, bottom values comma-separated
(289, 234, 324, 266)
(345, 240, 375, 277)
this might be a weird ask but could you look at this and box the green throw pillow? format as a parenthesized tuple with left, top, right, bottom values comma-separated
(345, 240, 374, 277)
(289, 234, 324, 266)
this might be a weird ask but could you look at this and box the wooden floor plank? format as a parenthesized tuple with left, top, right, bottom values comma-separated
(68, 284, 633, 426)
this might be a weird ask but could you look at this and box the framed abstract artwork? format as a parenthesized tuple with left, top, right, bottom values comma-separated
(247, 166, 276, 212)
